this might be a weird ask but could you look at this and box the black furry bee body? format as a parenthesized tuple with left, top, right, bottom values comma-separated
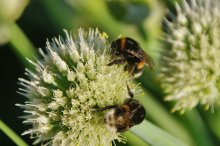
(101, 84, 146, 132)
(108, 37, 154, 77)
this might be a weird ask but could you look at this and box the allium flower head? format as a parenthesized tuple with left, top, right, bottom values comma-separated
(17, 28, 137, 145)
(160, 0, 220, 113)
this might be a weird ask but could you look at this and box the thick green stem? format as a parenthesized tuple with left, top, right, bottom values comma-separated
(0, 120, 28, 146)
(9, 23, 38, 68)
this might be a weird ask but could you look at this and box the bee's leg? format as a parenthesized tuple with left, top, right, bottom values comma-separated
(130, 66, 135, 77)
(126, 82, 134, 99)
(107, 59, 126, 66)
(124, 63, 135, 78)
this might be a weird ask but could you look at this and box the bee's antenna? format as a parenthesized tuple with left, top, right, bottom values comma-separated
(126, 82, 134, 98)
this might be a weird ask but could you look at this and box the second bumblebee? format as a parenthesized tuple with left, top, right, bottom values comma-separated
(101, 84, 146, 132)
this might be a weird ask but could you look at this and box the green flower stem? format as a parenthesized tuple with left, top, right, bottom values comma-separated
(124, 131, 149, 146)
(0, 119, 28, 146)
(9, 23, 38, 68)
(130, 120, 188, 146)
(139, 87, 195, 146)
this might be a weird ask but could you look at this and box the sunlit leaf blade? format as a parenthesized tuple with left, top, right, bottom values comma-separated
(0, 119, 28, 146)
(130, 120, 189, 146)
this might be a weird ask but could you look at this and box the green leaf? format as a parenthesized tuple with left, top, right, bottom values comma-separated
(138, 87, 195, 145)
(124, 131, 150, 146)
(130, 120, 189, 146)
(0, 119, 28, 146)
(183, 110, 216, 146)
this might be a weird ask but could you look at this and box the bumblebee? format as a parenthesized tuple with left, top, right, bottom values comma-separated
(108, 37, 154, 77)
(100, 84, 146, 132)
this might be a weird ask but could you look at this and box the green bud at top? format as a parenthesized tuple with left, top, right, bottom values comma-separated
(0, 0, 29, 45)
(0, 0, 29, 22)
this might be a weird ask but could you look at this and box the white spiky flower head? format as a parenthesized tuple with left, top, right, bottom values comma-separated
(17, 28, 138, 145)
(160, 0, 220, 113)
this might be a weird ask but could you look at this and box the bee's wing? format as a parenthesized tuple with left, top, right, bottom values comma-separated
(126, 49, 155, 68)
(141, 50, 155, 68)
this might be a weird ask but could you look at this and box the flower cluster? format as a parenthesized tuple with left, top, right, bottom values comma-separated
(17, 28, 137, 145)
(160, 0, 220, 113)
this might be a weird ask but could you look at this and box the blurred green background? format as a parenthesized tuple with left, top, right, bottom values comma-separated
(0, 0, 220, 146)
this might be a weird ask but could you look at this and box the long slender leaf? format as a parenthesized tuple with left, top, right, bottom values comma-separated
(130, 120, 189, 146)
(124, 131, 150, 146)
(0, 119, 28, 146)
(138, 87, 195, 146)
